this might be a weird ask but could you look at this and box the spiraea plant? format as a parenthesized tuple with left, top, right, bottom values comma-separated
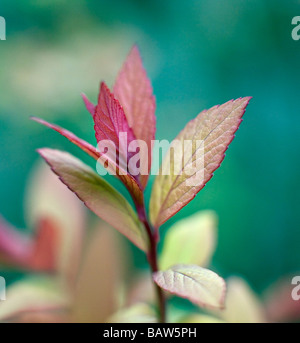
(32, 46, 251, 323)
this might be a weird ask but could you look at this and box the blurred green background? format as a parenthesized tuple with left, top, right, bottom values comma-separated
(0, 0, 299, 294)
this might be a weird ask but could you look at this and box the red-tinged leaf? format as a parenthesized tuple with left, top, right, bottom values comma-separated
(25, 217, 59, 272)
(31, 116, 143, 206)
(150, 97, 251, 229)
(264, 275, 300, 322)
(94, 82, 136, 169)
(81, 93, 96, 116)
(0, 216, 58, 272)
(0, 216, 31, 266)
(38, 148, 148, 252)
(153, 264, 226, 309)
(114, 46, 156, 188)
(25, 162, 86, 286)
(0, 277, 68, 322)
(31, 117, 100, 160)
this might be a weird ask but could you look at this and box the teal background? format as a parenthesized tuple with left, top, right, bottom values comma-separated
(0, 0, 299, 293)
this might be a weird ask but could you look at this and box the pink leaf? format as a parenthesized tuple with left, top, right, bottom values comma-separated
(31, 115, 143, 206)
(25, 217, 59, 272)
(81, 93, 96, 116)
(150, 97, 251, 229)
(94, 81, 136, 163)
(114, 46, 156, 188)
(31, 117, 100, 160)
(0, 216, 58, 272)
(0, 216, 31, 266)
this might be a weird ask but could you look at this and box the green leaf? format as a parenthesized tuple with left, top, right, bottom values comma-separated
(150, 97, 251, 229)
(160, 211, 217, 270)
(38, 148, 148, 252)
(153, 264, 226, 309)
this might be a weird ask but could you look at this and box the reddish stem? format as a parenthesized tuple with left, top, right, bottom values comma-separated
(136, 200, 166, 323)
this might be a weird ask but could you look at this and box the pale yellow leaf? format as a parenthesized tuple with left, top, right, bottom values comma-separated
(212, 277, 265, 323)
(160, 210, 217, 270)
(72, 225, 128, 323)
(107, 303, 157, 323)
(0, 276, 68, 322)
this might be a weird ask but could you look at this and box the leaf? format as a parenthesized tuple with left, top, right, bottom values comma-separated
(38, 148, 148, 252)
(153, 264, 226, 309)
(0, 216, 31, 266)
(93, 83, 145, 203)
(32, 102, 144, 206)
(24, 217, 59, 271)
(25, 162, 86, 284)
(0, 276, 68, 322)
(107, 303, 157, 323)
(94, 82, 136, 155)
(81, 93, 96, 116)
(127, 272, 156, 306)
(264, 275, 300, 323)
(160, 210, 217, 270)
(211, 277, 265, 323)
(72, 224, 128, 323)
(150, 97, 251, 229)
(0, 215, 58, 272)
(114, 46, 156, 188)
(31, 117, 100, 160)
(180, 314, 225, 323)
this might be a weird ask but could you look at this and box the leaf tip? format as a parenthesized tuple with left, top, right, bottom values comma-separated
(81, 93, 96, 116)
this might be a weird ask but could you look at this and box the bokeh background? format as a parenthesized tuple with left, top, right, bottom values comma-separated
(0, 0, 299, 298)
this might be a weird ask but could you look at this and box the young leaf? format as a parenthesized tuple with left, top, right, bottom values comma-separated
(94, 81, 136, 157)
(0, 216, 58, 272)
(25, 162, 86, 285)
(72, 225, 127, 323)
(180, 314, 225, 323)
(38, 148, 148, 252)
(81, 93, 96, 116)
(31, 117, 100, 160)
(211, 277, 265, 323)
(150, 97, 251, 229)
(107, 303, 157, 323)
(0, 216, 31, 266)
(0, 277, 67, 322)
(264, 275, 300, 323)
(31, 116, 143, 206)
(153, 264, 226, 309)
(114, 46, 156, 188)
(94, 81, 145, 203)
(159, 211, 217, 271)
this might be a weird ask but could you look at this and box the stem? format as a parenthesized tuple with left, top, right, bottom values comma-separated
(136, 200, 166, 323)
